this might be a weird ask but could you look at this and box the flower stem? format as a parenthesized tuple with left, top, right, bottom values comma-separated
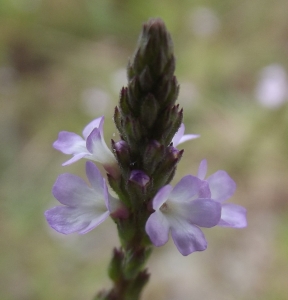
(95, 216, 152, 300)
(95, 18, 182, 300)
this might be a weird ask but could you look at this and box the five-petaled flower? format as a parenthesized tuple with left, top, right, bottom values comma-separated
(53, 116, 120, 178)
(197, 159, 247, 228)
(145, 175, 221, 256)
(45, 162, 126, 234)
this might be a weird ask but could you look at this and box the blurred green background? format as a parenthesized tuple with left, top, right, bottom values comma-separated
(1, 0, 288, 299)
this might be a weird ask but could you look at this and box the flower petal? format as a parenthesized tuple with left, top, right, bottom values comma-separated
(145, 211, 170, 246)
(85, 161, 104, 194)
(82, 117, 103, 139)
(78, 210, 110, 234)
(44, 206, 87, 234)
(207, 170, 236, 203)
(218, 203, 247, 228)
(86, 128, 116, 165)
(170, 224, 207, 256)
(172, 123, 199, 146)
(197, 159, 207, 180)
(62, 152, 87, 166)
(169, 199, 221, 228)
(178, 134, 200, 145)
(103, 178, 113, 211)
(53, 131, 87, 155)
(52, 173, 96, 207)
(198, 180, 211, 198)
(172, 123, 185, 146)
(152, 185, 173, 210)
(169, 175, 203, 202)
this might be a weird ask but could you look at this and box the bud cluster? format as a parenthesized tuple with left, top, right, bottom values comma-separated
(112, 19, 183, 210)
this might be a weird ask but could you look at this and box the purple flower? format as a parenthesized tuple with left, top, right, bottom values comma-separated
(197, 159, 247, 228)
(145, 175, 221, 256)
(172, 123, 200, 147)
(53, 116, 119, 178)
(45, 162, 125, 234)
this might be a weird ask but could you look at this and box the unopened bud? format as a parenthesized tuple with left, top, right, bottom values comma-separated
(108, 248, 124, 282)
(143, 140, 164, 174)
(129, 170, 150, 187)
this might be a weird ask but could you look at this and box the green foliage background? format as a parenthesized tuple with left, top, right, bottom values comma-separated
(1, 1, 288, 299)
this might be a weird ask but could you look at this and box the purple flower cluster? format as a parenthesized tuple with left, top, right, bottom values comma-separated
(45, 118, 246, 255)
(146, 159, 247, 255)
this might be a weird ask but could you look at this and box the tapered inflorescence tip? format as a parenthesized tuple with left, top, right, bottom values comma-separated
(129, 18, 175, 85)
(141, 18, 173, 53)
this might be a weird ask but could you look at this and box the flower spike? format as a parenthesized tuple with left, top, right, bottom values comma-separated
(46, 19, 248, 299)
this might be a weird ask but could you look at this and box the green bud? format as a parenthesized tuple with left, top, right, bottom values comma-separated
(157, 105, 183, 145)
(113, 106, 126, 140)
(112, 139, 131, 175)
(117, 218, 137, 248)
(131, 19, 174, 84)
(122, 117, 144, 151)
(126, 176, 150, 209)
(119, 87, 131, 117)
(131, 49, 144, 76)
(127, 59, 135, 81)
(124, 248, 152, 279)
(150, 74, 179, 113)
(108, 248, 124, 282)
(142, 140, 165, 174)
(152, 149, 184, 189)
(140, 93, 159, 129)
(107, 174, 130, 208)
(162, 55, 176, 80)
(139, 66, 153, 92)
(125, 269, 150, 300)
(161, 76, 179, 109)
(127, 76, 142, 114)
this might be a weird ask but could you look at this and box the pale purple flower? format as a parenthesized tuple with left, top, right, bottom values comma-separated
(53, 116, 119, 178)
(197, 159, 247, 228)
(172, 123, 200, 147)
(145, 175, 221, 256)
(45, 162, 124, 234)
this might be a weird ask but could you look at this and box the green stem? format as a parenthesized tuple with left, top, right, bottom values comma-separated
(96, 213, 152, 300)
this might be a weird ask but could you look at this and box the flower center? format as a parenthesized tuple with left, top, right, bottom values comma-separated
(160, 203, 169, 212)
